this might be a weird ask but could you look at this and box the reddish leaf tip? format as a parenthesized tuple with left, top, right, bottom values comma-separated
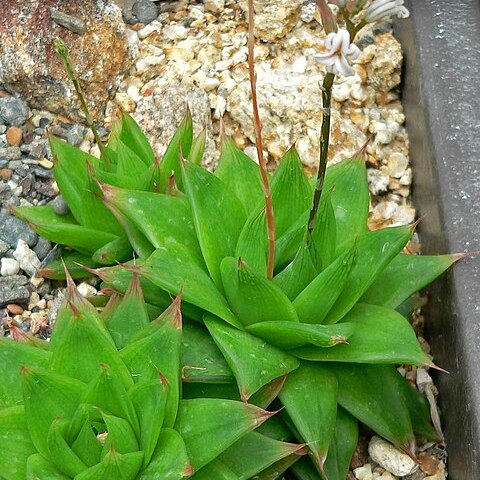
(158, 370, 170, 390)
(183, 464, 195, 477)
(248, 405, 281, 427)
(425, 360, 449, 374)
(170, 290, 183, 329)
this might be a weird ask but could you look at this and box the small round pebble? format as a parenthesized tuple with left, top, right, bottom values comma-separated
(6, 303, 23, 315)
(6, 126, 23, 146)
(132, 0, 159, 25)
(0, 96, 30, 126)
(1, 258, 20, 277)
(51, 195, 70, 215)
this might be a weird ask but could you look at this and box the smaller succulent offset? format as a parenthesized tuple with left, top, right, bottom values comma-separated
(0, 272, 303, 480)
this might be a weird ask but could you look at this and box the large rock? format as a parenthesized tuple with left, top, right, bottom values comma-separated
(0, 0, 132, 120)
(239, 0, 304, 42)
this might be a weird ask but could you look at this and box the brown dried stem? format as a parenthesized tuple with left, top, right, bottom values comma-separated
(247, 0, 276, 279)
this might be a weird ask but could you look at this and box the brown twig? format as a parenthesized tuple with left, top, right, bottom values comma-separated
(247, 0, 276, 279)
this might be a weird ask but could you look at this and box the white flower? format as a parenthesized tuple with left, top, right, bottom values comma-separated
(315, 29, 361, 77)
(364, 0, 410, 23)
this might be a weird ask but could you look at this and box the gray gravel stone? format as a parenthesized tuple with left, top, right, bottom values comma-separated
(33, 237, 52, 261)
(51, 195, 70, 215)
(66, 124, 86, 146)
(0, 239, 9, 258)
(0, 97, 30, 126)
(0, 274, 30, 306)
(0, 146, 22, 161)
(0, 213, 38, 248)
(50, 9, 87, 34)
(132, 0, 158, 24)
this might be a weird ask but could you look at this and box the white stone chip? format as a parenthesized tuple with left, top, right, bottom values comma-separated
(354, 463, 373, 480)
(77, 282, 98, 298)
(13, 240, 40, 277)
(0, 257, 20, 276)
(368, 436, 418, 477)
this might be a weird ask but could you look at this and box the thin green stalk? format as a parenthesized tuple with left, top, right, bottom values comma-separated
(54, 38, 110, 165)
(247, 0, 276, 279)
(307, 72, 335, 235)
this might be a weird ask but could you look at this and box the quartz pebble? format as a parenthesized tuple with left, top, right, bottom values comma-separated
(77, 283, 98, 298)
(1, 258, 20, 277)
(368, 436, 418, 477)
(13, 240, 41, 277)
(354, 464, 373, 480)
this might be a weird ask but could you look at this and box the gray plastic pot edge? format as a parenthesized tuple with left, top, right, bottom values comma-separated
(395, 1, 480, 477)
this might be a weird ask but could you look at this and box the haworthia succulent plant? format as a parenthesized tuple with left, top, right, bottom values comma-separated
(15, 87, 460, 480)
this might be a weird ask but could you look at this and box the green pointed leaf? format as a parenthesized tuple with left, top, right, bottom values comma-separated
(100, 412, 139, 456)
(279, 363, 337, 472)
(205, 315, 299, 401)
(0, 338, 50, 408)
(120, 296, 182, 427)
(139, 428, 193, 480)
(113, 112, 155, 166)
(236, 209, 268, 276)
(106, 273, 150, 348)
(322, 157, 369, 246)
(190, 460, 239, 480)
(129, 379, 167, 466)
(360, 253, 463, 308)
(49, 288, 132, 387)
(47, 418, 87, 477)
(93, 264, 203, 320)
(26, 454, 71, 480)
(14, 205, 117, 255)
(310, 188, 336, 270)
(273, 241, 318, 300)
(183, 161, 247, 288)
(174, 398, 274, 470)
(92, 236, 133, 265)
(156, 110, 193, 192)
(181, 322, 234, 383)
(293, 304, 429, 366)
(21, 366, 86, 456)
(188, 129, 207, 165)
(324, 226, 412, 324)
(330, 363, 415, 453)
(221, 257, 299, 327)
(82, 363, 139, 434)
(274, 211, 309, 269)
(51, 136, 123, 235)
(100, 185, 202, 263)
(74, 448, 143, 480)
(270, 147, 312, 236)
(39, 251, 103, 280)
(219, 431, 305, 480)
(0, 406, 36, 480)
(246, 321, 354, 351)
(141, 245, 240, 328)
(71, 422, 103, 467)
(322, 407, 359, 480)
(293, 245, 357, 324)
(102, 199, 155, 259)
(215, 136, 264, 213)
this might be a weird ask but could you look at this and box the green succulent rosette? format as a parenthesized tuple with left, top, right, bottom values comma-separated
(14, 112, 460, 479)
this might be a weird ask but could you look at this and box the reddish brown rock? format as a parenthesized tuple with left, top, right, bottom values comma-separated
(0, 0, 132, 120)
(6, 126, 23, 146)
